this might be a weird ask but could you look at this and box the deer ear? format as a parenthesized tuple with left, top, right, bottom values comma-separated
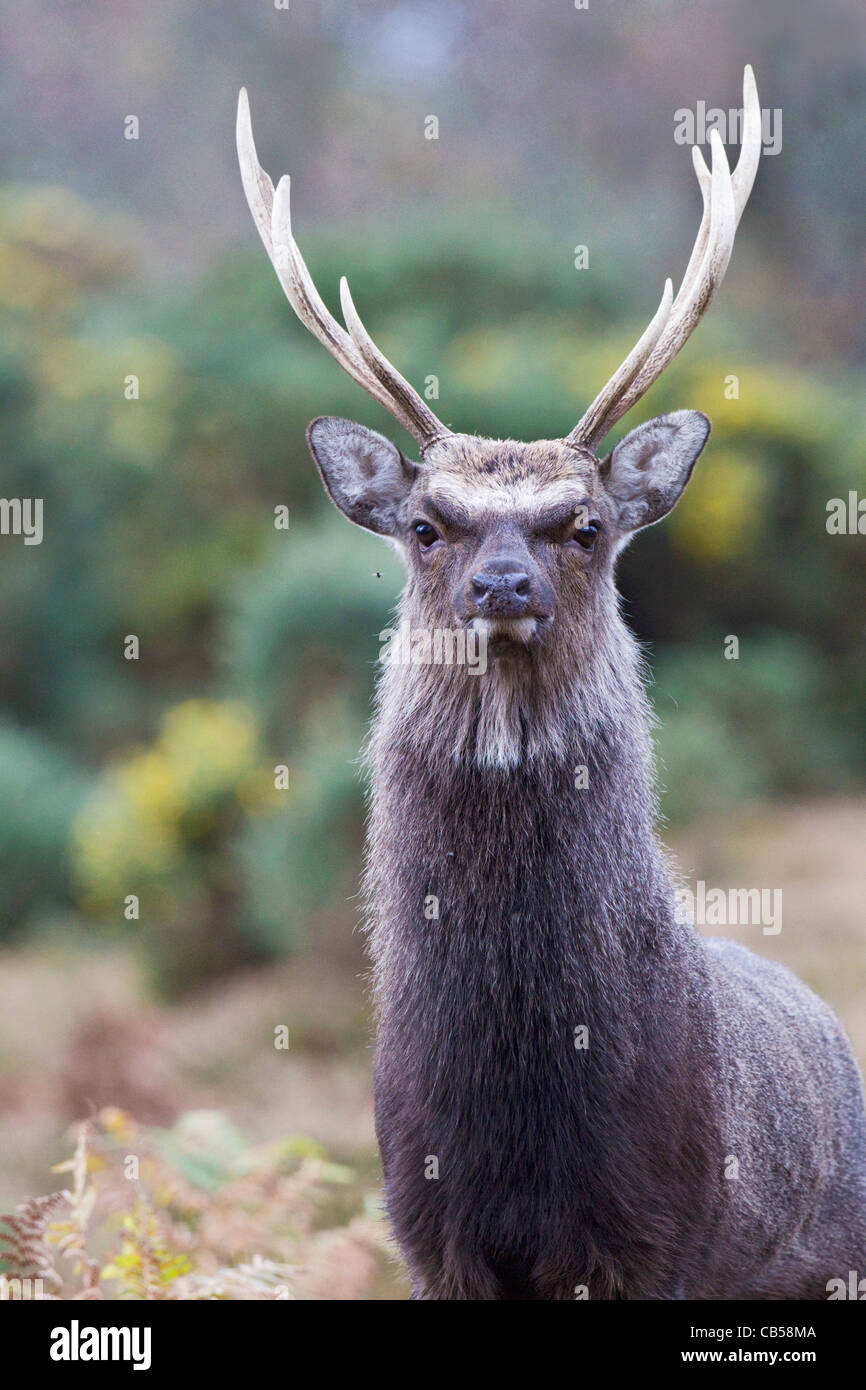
(600, 410, 710, 532)
(307, 417, 418, 536)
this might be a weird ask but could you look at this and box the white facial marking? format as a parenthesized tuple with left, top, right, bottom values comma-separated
(470, 616, 537, 644)
(429, 476, 584, 517)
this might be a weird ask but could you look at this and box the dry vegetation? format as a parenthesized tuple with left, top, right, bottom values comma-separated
(1, 1111, 401, 1301)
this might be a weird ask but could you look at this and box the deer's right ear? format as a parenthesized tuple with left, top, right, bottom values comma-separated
(600, 409, 710, 533)
(307, 417, 418, 536)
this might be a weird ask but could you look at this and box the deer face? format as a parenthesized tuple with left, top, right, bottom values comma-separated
(238, 69, 758, 674)
(308, 412, 709, 659)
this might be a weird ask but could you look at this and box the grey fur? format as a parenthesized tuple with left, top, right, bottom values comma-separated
(306, 412, 866, 1300)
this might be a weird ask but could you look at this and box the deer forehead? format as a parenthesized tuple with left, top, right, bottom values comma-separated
(417, 436, 599, 517)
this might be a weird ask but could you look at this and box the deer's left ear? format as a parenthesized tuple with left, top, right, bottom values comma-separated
(600, 409, 710, 532)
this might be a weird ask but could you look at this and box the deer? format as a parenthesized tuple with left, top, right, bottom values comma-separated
(237, 67, 866, 1300)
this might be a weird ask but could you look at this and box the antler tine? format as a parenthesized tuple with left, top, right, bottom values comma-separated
(597, 129, 735, 439)
(237, 89, 451, 451)
(269, 175, 401, 417)
(568, 66, 761, 451)
(236, 87, 277, 256)
(690, 66, 761, 230)
(675, 144, 712, 307)
(339, 278, 451, 450)
(732, 63, 762, 222)
(237, 91, 390, 414)
(566, 278, 673, 450)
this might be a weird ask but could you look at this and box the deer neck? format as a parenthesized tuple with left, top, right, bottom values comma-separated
(365, 606, 679, 1017)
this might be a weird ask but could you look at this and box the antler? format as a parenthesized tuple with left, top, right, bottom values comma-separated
(236, 89, 451, 453)
(567, 65, 763, 452)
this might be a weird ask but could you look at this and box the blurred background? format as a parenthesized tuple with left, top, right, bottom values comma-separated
(0, 0, 864, 1298)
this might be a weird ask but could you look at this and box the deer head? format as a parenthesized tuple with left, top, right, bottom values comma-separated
(237, 71, 762, 727)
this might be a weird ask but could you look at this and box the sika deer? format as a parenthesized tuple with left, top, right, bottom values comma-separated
(237, 68, 866, 1299)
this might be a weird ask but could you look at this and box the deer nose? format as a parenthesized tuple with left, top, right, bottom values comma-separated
(470, 566, 532, 615)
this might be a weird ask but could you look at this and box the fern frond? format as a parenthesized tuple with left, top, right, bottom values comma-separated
(0, 1192, 66, 1291)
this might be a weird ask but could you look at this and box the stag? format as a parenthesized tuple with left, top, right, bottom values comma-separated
(237, 68, 866, 1299)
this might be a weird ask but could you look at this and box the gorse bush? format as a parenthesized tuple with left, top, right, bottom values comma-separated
(71, 700, 287, 993)
(74, 700, 270, 907)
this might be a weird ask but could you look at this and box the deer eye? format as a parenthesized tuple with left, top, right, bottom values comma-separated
(413, 520, 441, 549)
(573, 522, 599, 550)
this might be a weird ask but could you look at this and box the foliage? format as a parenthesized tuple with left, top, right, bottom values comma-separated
(71, 700, 293, 994)
(652, 634, 855, 822)
(0, 719, 87, 935)
(0, 1111, 393, 1301)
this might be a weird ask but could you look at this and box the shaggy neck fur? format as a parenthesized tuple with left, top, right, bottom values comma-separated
(364, 599, 724, 1299)
(377, 558, 645, 770)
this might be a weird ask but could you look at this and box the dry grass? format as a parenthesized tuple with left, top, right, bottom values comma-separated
(1, 1112, 400, 1300)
